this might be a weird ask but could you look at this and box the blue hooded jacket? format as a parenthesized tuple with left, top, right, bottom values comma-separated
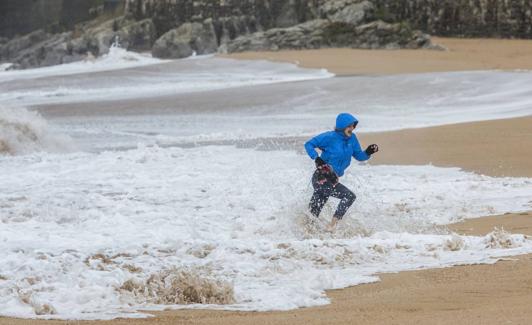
(304, 113, 369, 177)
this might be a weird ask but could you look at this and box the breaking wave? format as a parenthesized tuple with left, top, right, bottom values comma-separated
(1, 145, 531, 319)
(119, 268, 235, 305)
(0, 107, 72, 155)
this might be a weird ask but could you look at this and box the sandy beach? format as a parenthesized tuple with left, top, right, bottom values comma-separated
(2, 38, 532, 324)
(3, 117, 530, 325)
(362, 116, 532, 178)
(223, 37, 532, 75)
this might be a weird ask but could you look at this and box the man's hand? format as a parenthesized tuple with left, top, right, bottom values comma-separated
(326, 171, 339, 186)
(317, 169, 338, 186)
(365, 144, 379, 156)
(315, 157, 327, 168)
(315, 157, 339, 186)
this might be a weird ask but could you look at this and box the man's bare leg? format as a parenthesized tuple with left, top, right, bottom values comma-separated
(328, 216, 339, 232)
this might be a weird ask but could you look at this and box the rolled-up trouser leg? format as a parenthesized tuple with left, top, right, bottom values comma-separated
(330, 183, 356, 219)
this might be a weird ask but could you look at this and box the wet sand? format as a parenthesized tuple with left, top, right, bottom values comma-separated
(360, 116, 532, 178)
(3, 38, 532, 324)
(223, 37, 532, 75)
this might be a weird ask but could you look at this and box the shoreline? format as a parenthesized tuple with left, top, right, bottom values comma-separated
(221, 37, 532, 75)
(1, 212, 530, 325)
(3, 37, 532, 324)
(1, 116, 530, 325)
(360, 116, 532, 178)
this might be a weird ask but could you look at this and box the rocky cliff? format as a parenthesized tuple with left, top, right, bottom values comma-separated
(0, 17, 155, 69)
(371, 0, 532, 38)
(125, 0, 435, 58)
(124, 0, 532, 39)
(2, 0, 532, 69)
(125, 0, 318, 35)
(123, 0, 532, 57)
(0, 0, 125, 39)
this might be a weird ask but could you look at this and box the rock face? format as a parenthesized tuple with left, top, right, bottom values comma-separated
(212, 16, 260, 47)
(0, 0, 435, 68)
(223, 20, 329, 53)
(0, 0, 126, 39)
(125, 0, 317, 38)
(319, 0, 375, 26)
(0, 30, 70, 69)
(152, 20, 218, 58)
(141, 0, 436, 57)
(224, 19, 432, 53)
(0, 17, 157, 69)
(125, 0, 532, 39)
(4, 0, 532, 69)
(119, 19, 158, 51)
(371, 0, 532, 38)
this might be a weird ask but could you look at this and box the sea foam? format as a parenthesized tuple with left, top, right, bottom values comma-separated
(0, 145, 530, 319)
(0, 107, 72, 155)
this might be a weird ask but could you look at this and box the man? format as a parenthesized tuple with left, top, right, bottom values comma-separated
(304, 113, 379, 230)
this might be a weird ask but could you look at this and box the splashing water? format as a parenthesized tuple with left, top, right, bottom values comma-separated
(0, 107, 72, 155)
(1, 54, 531, 320)
(0, 144, 531, 319)
(120, 267, 235, 305)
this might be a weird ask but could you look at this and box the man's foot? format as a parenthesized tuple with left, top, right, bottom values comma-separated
(327, 217, 340, 232)
(303, 210, 318, 221)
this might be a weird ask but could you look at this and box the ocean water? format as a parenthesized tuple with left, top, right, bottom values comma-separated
(0, 47, 167, 81)
(0, 51, 531, 319)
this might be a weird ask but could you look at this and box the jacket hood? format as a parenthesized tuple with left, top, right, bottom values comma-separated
(335, 113, 358, 130)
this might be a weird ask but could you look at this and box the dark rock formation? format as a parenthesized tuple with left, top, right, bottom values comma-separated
(122, 19, 158, 51)
(73, 17, 157, 55)
(5, 0, 531, 68)
(125, 0, 532, 39)
(223, 20, 329, 52)
(128, 0, 438, 57)
(146, 0, 435, 56)
(0, 30, 50, 60)
(224, 19, 432, 53)
(0, 30, 70, 69)
(0, 17, 157, 69)
(0, 0, 436, 67)
(0, 0, 126, 39)
(125, 0, 318, 38)
(371, 0, 532, 38)
(319, 0, 376, 25)
(152, 20, 218, 58)
(212, 16, 260, 46)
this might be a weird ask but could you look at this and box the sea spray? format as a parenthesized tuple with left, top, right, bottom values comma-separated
(0, 107, 72, 155)
(484, 228, 518, 248)
(119, 267, 235, 305)
(0, 63, 13, 71)
(0, 47, 166, 82)
(16, 287, 57, 316)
